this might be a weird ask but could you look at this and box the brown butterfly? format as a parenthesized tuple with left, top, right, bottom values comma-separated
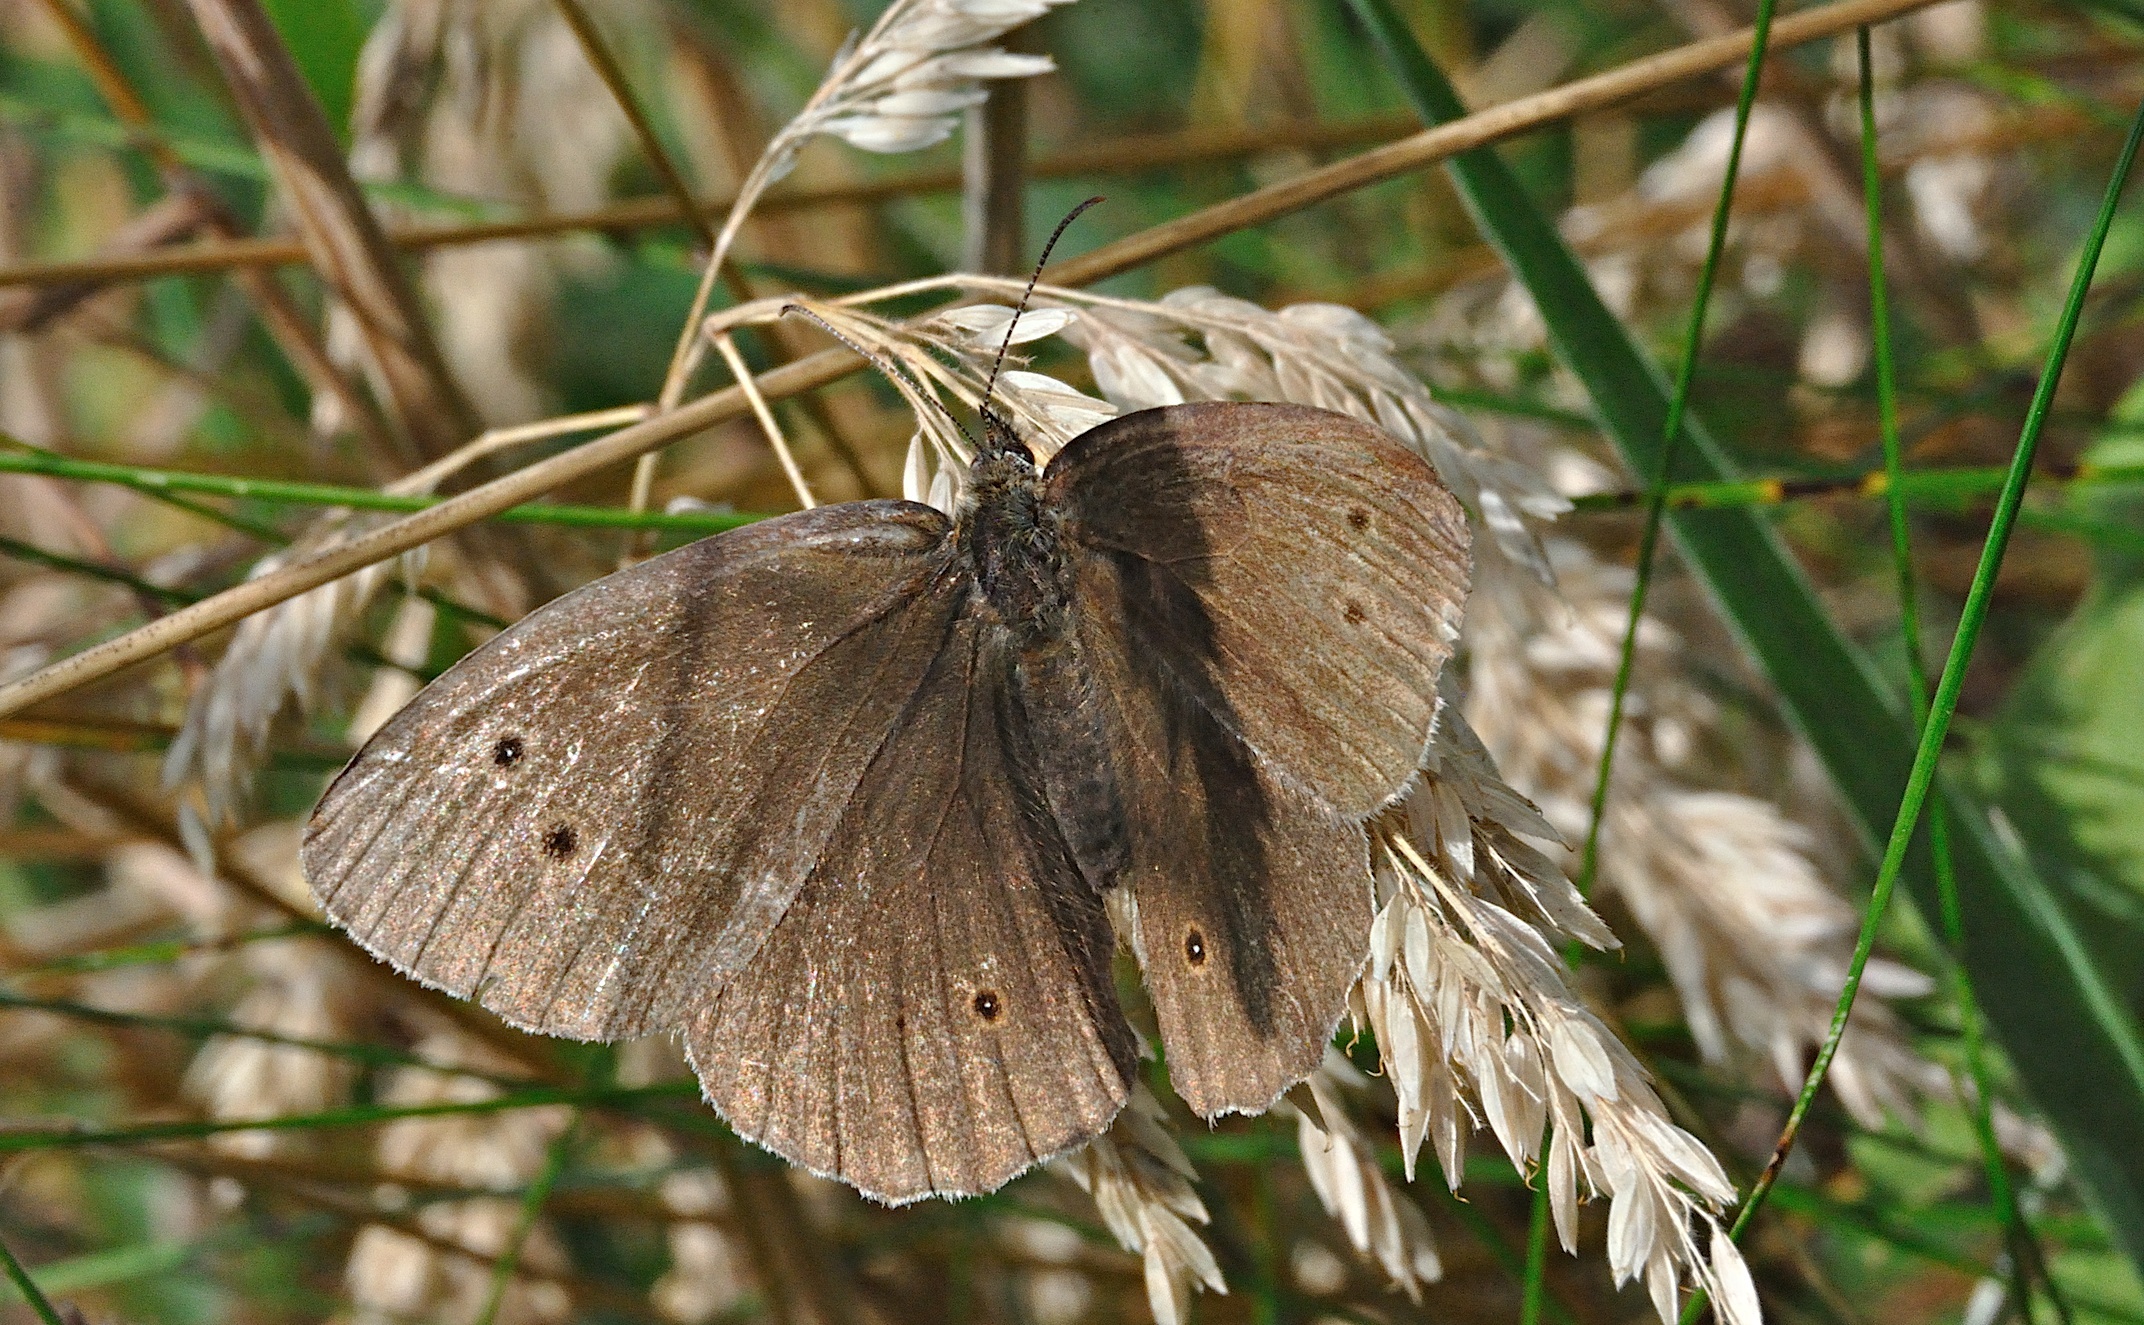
(302, 253, 1470, 1204)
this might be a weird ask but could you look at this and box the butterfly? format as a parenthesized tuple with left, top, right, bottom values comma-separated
(302, 218, 1470, 1201)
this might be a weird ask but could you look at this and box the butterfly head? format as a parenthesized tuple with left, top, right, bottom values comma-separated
(975, 406, 1035, 467)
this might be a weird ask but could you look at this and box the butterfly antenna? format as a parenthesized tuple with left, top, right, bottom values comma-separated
(781, 303, 975, 448)
(978, 194, 1104, 434)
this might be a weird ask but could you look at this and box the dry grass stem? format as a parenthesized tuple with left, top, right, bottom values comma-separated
(0, 0, 1952, 723)
(0, 115, 1433, 292)
(179, 0, 479, 461)
(712, 334, 816, 511)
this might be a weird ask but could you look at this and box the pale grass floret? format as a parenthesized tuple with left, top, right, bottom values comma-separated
(1466, 537, 1942, 1130)
(161, 515, 420, 827)
(668, 0, 1071, 404)
(1051, 1084, 1226, 1325)
(1288, 1054, 1443, 1299)
(1360, 785, 1758, 1325)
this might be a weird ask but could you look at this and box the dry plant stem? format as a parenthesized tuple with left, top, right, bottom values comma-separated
(0, 0, 1951, 723)
(551, 0, 869, 526)
(553, 0, 715, 249)
(707, 1139, 842, 1325)
(1042, 0, 1945, 289)
(394, 405, 657, 497)
(0, 115, 1435, 291)
(0, 189, 212, 333)
(550, 0, 724, 537)
(963, 43, 1031, 274)
(714, 334, 817, 508)
(179, 0, 481, 461)
(29, 0, 402, 468)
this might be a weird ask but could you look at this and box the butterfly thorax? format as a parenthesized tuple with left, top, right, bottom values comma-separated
(958, 437, 1074, 647)
(957, 423, 1131, 890)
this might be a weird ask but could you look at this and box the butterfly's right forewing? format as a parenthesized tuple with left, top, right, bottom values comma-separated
(302, 501, 962, 1042)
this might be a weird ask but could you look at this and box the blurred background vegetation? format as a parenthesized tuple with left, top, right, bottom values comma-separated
(2, 0, 2143, 1322)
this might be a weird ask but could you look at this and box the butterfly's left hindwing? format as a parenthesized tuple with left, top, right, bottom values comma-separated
(685, 613, 1137, 1203)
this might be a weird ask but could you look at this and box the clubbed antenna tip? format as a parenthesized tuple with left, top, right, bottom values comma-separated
(979, 195, 1104, 445)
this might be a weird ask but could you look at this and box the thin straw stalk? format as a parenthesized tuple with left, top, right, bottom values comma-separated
(0, 0, 1958, 724)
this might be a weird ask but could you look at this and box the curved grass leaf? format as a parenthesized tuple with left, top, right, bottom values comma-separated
(1345, 0, 2144, 1275)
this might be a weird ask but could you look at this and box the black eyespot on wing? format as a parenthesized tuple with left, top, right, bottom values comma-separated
(1184, 927, 1207, 966)
(1346, 505, 1372, 532)
(972, 990, 1001, 1021)
(493, 735, 523, 767)
(1341, 599, 1366, 625)
(542, 824, 578, 859)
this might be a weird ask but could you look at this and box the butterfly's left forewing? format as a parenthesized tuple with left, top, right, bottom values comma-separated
(302, 502, 969, 1042)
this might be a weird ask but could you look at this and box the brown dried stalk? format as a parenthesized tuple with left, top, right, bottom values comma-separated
(180, 0, 480, 462)
(29, 0, 402, 467)
(552, 0, 715, 249)
(961, 36, 1032, 274)
(0, 92, 1757, 297)
(0, 191, 213, 333)
(0, 0, 1953, 723)
(1044, 0, 1943, 288)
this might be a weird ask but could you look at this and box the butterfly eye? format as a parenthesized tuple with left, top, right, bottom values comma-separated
(493, 736, 524, 767)
(1184, 928, 1208, 967)
(972, 990, 1002, 1021)
(542, 823, 579, 859)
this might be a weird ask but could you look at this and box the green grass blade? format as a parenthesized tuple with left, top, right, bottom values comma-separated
(476, 1116, 579, 1325)
(1735, 72, 2144, 1237)
(0, 1230, 66, 1325)
(1539, 6, 1779, 1319)
(0, 1082, 699, 1154)
(1579, 0, 1778, 898)
(1346, 0, 2144, 1279)
(1855, 27, 2057, 1322)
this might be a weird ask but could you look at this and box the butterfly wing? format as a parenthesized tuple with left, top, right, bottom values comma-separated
(1046, 402, 1469, 1117)
(1080, 597, 1373, 1117)
(684, 610, 1137, 1203)
(1045, 401, 1470, 820)
(306, 499, 1135, 1201)
(302, 501, 976, 1042)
